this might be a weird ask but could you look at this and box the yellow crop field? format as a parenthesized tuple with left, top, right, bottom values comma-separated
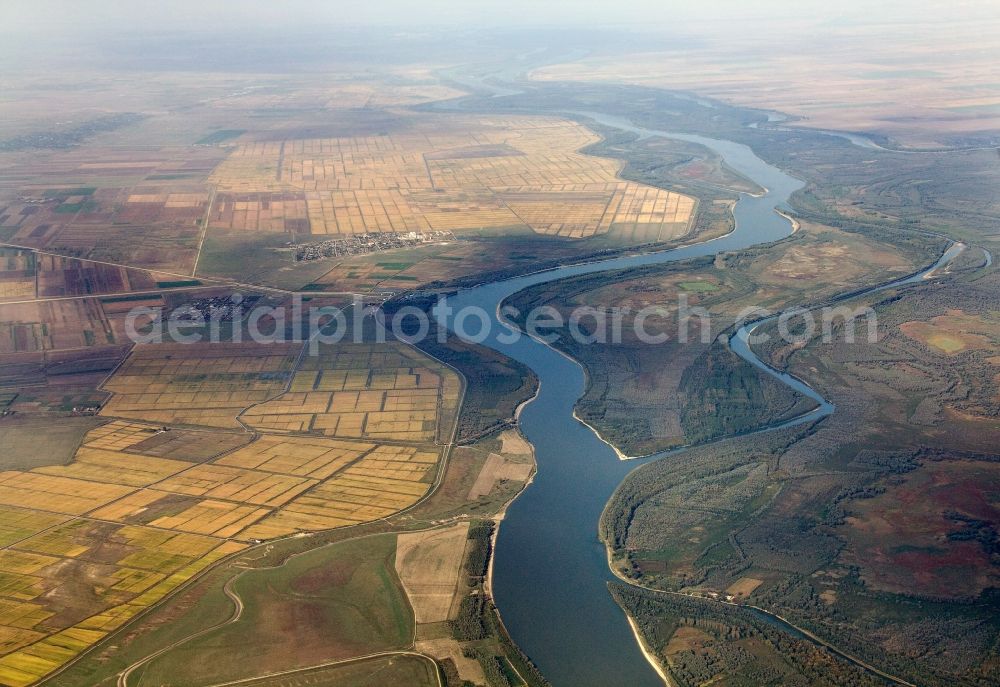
(242, 342, 459, 442)
(0, 495, 250, 685)
(82, 420, 252, 462)
(126, 192, 210, 207)
(154, 464, 315, 506)
(116, 527, 226, 570)
(0, 552, 56, 577)
(395, 523, 469, 624)
(0, 509, 69, 548)
(0, 626, 44, 658)
(147, 500, 272, 538)
(208, 192, 309, 233)
(87, 489, 174, 523)
(215, 435, 374, 479)
(0, 575, 44, 604)
(101, 343, 300, 428)
(240, 444, 439, 539)
(209, 115, 695, 240)
(243, 388, 439, 441)
(0, 473, 134, 517)
(33, 447, 191, 487)
(109, 567, 166, 594)
(0, 537, 245, 686)
(0, 600, 51, 632)
(14, 520, 100, 559)
(0, 627, 104, 687)
(0, 282, 34, 301)
(288, 370, 319, 391)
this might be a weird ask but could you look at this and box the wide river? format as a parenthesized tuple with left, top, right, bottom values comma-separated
(436, 111, 956, 686)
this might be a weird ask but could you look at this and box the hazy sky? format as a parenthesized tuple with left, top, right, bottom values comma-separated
(5, 0, 997, 35)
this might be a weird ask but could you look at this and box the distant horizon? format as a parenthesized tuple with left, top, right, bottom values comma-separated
(4, 0, 998, 36)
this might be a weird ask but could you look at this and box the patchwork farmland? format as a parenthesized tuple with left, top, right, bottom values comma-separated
(243, 343, 461, 441)
(209, 115, 694, 241)
(0, 338, 461, 685)
(100, 342, 301, 429)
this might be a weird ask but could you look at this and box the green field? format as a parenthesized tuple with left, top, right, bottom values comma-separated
(0, 416, 104, 470)
(155, 280, 202, 288)
(678, 280, 718, 292)
(55, 201, 97, 213)
(197, 232, 336, 289)
(196, 129, 247, 145)
(44, 187, 96, 198)
(219, 654, 439, 687)
(132, 534, 413, 686)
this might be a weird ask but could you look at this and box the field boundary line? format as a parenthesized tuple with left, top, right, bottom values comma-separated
(191, 186, 217, 277)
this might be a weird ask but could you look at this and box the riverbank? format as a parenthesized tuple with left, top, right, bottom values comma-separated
(624, 613, 673, 687)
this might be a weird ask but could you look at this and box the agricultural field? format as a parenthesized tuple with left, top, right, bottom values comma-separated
(302, 240, 488, 293)
(208, 192, 310, 233)
(399, 429, 536, 525)
(0, 417, 271, 684)
(0, 345, 124, 421)
(209, 115, 694, 241)
(0, 506, 244, 687)
(287, 123, 746, 294)
(242, 342, 461, 442)
(95, 340, 458, 537)
(239, 444, 443, 539)
(84, 420, 252, 463)
(2, 68, 723, 295)
(0, 417, 105, 471)
(0, 284, 231, 365)
(0, 423, 442, 683)
(214, 434, 369, 478)
(505, 77, 1000, 265)
(0, 68, 464, 280)
(0, 173, 217, 275)
(0, 331, 466, 684)
(0, 287, 289, 428)
(100, 342, 300, 428)
(43, 424, 544, 687)
(381, 294, 539, 443)
(3, 21, 999, 687)
(0, 298, 125, 354)
(33, 255, 181, 301)
(0, 251, 34, 303)
(395, 523, 469, 624)
(466, 449, 533, 501)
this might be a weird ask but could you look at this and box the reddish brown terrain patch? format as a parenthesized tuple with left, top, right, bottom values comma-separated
(839, 459, 1000, 599)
